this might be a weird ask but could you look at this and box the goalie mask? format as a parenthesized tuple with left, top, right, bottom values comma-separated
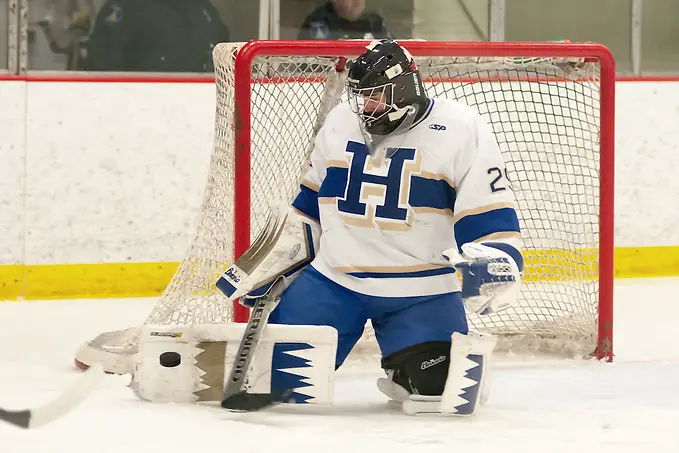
(347, 39, 428, 156)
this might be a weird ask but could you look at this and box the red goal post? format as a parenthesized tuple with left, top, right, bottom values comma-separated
(225, 40, 615, 361)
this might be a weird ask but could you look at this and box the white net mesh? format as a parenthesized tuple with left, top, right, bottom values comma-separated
(92, 42, 612, 362)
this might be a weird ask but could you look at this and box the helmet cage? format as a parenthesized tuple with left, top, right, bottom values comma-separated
(346, 82, 398, 130)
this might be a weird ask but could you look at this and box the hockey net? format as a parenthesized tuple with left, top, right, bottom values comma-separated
(76, 41, 615, 370)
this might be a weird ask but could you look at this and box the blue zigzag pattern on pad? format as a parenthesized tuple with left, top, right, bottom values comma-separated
(455, 354, 484, 415)
(271, 343, 315, 404)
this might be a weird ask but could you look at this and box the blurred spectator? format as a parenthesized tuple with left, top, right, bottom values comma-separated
(32, 1, 95, 70)
(28, 0, 103, 70)
(298, 0, 389, 40)
(85, 0, 230, 72)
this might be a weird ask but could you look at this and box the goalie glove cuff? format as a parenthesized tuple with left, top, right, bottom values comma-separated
(443, 242, 523, 315)
(481, 241, 524, 274)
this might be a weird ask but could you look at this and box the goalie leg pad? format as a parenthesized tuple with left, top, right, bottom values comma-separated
(439, 331, 497, 415)
(130, 323, 337, 405)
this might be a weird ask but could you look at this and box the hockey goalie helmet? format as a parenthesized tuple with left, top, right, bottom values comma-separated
(346, 39, 427, 138)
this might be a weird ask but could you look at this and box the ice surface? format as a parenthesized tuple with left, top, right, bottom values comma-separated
(1, 278, 679, 452)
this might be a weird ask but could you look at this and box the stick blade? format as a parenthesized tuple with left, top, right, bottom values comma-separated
(221, 389, 292, 412)
(0, 363, 103, 429)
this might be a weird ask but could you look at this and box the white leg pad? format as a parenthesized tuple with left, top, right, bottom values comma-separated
(439, 332, 497, 415)
(130, 323, 337, 405)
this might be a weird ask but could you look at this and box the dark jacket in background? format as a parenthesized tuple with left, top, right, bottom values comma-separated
(298, 2, 389, 40)
(85, 0, 230, 72)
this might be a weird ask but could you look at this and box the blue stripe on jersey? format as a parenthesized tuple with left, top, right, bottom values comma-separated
(454, 208, 520, 249)
(318, 167, 349, 198)
(292, 185, 320, 221)
(348, 267, 456, 279)
(409, 176, 456, 211)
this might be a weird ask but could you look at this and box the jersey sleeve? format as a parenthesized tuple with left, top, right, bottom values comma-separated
(448, 114, 523, 257)
(291, 128, 327, 224)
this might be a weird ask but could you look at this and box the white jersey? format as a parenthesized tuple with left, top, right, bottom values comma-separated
(291, 98, 522, 298)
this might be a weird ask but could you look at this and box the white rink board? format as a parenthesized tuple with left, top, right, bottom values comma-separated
(0, 82, 26, 265)
(614, 81, 679, 246)
(21, 82, 216, 264)
(0, 80, 677, 265)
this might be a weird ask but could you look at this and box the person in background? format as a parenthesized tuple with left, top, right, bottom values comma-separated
(298, 0, 389, 40)
(29, 0, 104, 70)
(85, 0, 230, 73)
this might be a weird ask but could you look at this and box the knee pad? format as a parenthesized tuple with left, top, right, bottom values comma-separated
(381, 341, 451, 396)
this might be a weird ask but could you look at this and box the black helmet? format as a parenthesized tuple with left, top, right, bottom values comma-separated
(347, 39, 428, 137)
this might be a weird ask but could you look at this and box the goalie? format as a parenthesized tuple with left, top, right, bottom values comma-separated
(134, 39, 524, 416)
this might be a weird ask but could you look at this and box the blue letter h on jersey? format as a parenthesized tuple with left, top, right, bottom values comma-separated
(337, 141, 416, 222)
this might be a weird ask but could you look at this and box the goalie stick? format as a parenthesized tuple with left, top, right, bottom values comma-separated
(221, 276, 291, 411)
(0, 363, 104, 429)
(214, 201, 295, 411)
